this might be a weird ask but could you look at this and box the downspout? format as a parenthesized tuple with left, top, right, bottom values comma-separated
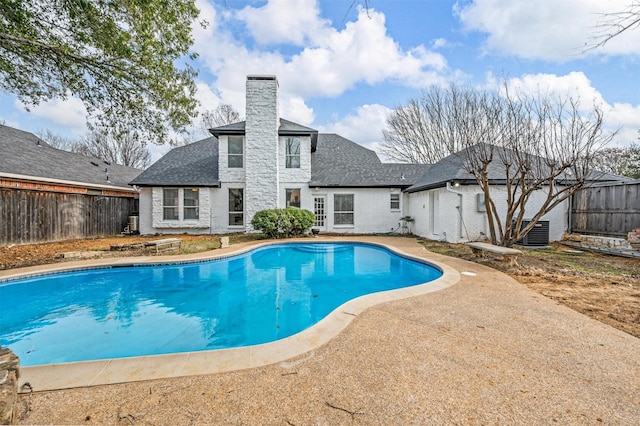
(567, 193, 573, 236)
(446, 181, 465, 242)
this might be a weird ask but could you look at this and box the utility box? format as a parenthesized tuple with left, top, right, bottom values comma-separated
(515, 220, 549, 246)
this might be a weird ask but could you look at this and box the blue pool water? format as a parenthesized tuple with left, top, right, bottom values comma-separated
(0, 243, 442, 366)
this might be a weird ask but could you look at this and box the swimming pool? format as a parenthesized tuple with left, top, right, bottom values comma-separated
(0, 242, 442, 366)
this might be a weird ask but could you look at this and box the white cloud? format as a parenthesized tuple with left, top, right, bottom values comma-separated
(194, 1, 453, 105)
(456, 0, 640, 60)
(501, 71, 606, 105)
(237, 0, 329, 46)
(194, 81, 222, 114)
(606, 102, 640, 146)
(15, 96, 87, 134)
(499, 72, 640, 147)
(280, 96, 315, 125)
(318, 103, 391, 151)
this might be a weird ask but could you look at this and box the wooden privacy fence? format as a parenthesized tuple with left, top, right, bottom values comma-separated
(571, 182, 640, 237)
(0, 189, 137, 245)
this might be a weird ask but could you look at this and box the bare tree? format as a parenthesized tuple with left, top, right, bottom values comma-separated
(381, 85, 474, 164)
(200, 104, 242, 131)
(587, 1, 640, 50)
(35, 129, 76, 151)
(74, 130, 151, 169)
(385, 84, 615, 246)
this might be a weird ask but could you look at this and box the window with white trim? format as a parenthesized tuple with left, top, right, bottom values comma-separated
(183, 188, 199, 220)
(228, 136, 243, 168)
(286, 188, 301, 208)
(163, 188, 179, 220)
(334, 194, 354, 225)
(390, 193, 400, 210)
(285, 137, 300, 168)
(229, 188, 244, 226)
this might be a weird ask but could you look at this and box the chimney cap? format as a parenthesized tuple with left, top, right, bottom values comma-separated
(247, 75, 277, 81)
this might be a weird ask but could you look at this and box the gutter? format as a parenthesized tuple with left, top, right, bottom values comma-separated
(0, 172, 138, 193)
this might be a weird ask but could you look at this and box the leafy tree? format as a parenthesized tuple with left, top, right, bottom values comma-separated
(590, 142, 640, 179)
(200, 104, 242, 131)
(0, 0, 201, 145)
(384, 84, 615, 247)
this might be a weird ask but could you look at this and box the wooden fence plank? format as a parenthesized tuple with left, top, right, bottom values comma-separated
(0, 189, 137, 246)
(571, 182, 640, 237)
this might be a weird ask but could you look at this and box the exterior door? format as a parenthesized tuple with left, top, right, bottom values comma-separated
(313, 196, 326, 230)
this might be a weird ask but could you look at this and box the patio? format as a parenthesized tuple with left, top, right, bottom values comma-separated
(9, 236, 640, 424)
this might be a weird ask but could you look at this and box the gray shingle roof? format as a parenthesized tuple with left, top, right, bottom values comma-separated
(0, 124, 141, 190)
(209, 118, 317, 135)
(130, 137, 219, 186)
(310, 134, 429, 187)
(405, 144, 633, 193)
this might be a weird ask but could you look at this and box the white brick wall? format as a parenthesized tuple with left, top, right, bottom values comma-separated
(278, 135, 311, 183)
(245, 76, 280, 229)
(407, 184, 568, 243)
(138, 187, 212, 235)
(311, 188, 406, 234)
(217, 135, 246, 183)
(138, 187, 153, 234)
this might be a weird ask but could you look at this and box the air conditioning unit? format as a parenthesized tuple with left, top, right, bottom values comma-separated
(515, 220, 549, 246)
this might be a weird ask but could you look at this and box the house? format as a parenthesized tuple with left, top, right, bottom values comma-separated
(131, 75, 428, 236)
(131, 75, 627, 243)
(0, 125, 141, 244)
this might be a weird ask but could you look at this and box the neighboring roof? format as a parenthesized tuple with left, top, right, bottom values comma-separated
(405, 144, 634, 193)
(0, 124, 141, 191)
(130, 137, 219, 186)
(310, 134, 430, 187)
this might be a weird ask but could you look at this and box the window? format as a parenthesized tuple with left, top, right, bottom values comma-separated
(183, 188, 199, 220)
(285, 137, 300, 168)
(163, 188, 179, 220)
(390, 193, 400, 210)
(229, 188, 244, 226)
(286, 188, 301, 208)
(228, 136, 243, 168)
(334, 194, 354, 225)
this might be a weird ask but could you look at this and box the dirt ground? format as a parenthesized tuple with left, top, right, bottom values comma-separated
(420, 239, 640, 338)
(2, 235, 639, 338)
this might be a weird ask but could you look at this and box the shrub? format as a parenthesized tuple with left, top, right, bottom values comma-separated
(251, 207, 315, 238)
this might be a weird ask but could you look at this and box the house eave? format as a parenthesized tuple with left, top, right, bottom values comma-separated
(308, 183, 414, 189)
(0, 172, 137, 193)
(131, 181, 222, 188)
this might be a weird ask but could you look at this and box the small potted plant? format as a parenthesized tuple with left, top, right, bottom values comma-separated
(400, 216, 414, 234)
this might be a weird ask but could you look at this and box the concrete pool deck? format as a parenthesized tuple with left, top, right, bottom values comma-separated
(6, 236, 640, 424)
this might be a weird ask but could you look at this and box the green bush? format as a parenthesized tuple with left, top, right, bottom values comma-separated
(251, 207, 315, 238)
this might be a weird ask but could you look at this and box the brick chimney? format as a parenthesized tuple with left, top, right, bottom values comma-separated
(244, 75, 280, 229)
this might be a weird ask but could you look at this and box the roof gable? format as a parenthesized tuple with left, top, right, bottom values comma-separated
(130, 137, 219, 186)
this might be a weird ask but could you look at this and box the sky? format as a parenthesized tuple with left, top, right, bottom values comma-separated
(1, 0, 639, 163)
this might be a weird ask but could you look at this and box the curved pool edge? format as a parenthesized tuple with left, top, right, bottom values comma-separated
(14, 237, 460, 392)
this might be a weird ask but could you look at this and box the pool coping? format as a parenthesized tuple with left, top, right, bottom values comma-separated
(7, 237, 460, 392)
